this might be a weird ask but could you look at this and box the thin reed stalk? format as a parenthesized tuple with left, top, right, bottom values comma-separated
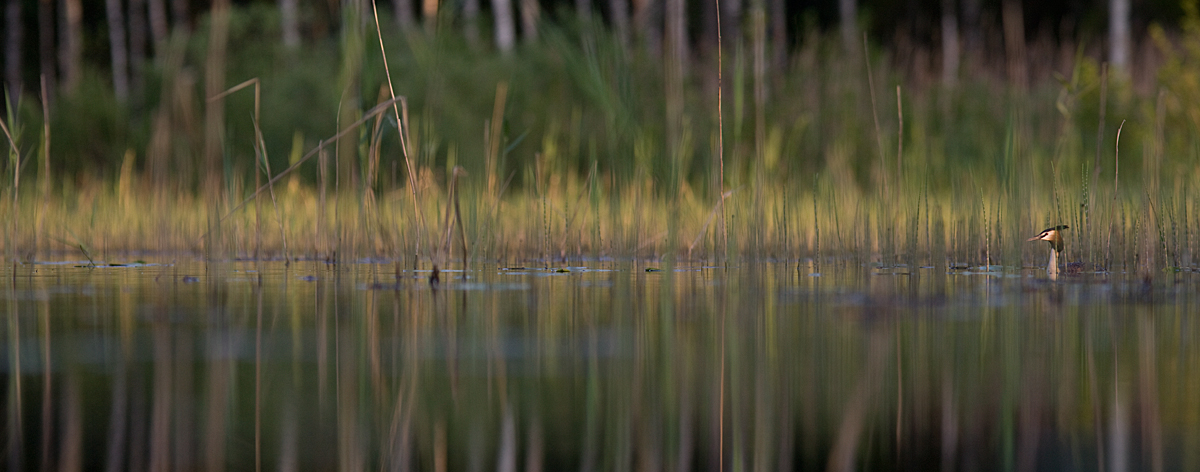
(715, 0, 728, 267)
(37, 77, 49, 260)
(371, 0, 425, 269)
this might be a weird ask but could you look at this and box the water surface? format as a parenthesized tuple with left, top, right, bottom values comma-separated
(3, 259, 1199, 471)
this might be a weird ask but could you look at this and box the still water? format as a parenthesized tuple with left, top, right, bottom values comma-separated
(2, 259, 1199, 471)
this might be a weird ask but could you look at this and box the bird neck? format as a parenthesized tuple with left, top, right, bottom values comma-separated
(1047, 248, 1059, 276)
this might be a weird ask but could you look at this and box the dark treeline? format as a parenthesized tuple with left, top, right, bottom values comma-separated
(0, 0, 1184, 104)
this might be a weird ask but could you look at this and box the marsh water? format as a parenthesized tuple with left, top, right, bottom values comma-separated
(2, 258, 1199, 471)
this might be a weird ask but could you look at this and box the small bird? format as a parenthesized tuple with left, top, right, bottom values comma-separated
(1028, 225, 1068, 276)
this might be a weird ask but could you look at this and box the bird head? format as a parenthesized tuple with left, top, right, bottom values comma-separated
(1027, 225, 1068, 253)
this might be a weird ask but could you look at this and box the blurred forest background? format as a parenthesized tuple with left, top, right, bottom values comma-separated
(2, 0, 1200, 260)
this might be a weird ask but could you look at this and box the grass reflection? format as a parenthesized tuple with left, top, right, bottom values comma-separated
(1, 261, 1199, 470)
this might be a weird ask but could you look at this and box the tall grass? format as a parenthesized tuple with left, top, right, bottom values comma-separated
(0, 7, 1198, 273)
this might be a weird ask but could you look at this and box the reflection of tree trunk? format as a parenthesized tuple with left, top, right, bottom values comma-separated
(609, 0, 629, 49)
(4, 0, 20, 100)
(281, 0, 299, 47)
(59, 0, 82, 93)
(838, 0, 857, 53)
(393, 0, 413, 29)
(519, 0, 539, 44)
(491, 0, 515, 52)
(38, 0, 55, 99)
(106, 0, 130, 101)
(940, 0, 959, 85)
(575, 0, 589, 20)
(1001, 0, 1026, 89)
(1109, 0, 1129, 73)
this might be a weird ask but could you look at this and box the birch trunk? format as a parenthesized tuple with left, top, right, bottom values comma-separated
(1109, 0, 1130, 72)
(281, 0, 299, 47)
(940, 0, 959, 85)
(491, 0, 515, 52)
(838, 0, 857, 53)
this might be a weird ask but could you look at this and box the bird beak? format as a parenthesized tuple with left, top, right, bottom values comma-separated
(1027, 235, 1042, 242)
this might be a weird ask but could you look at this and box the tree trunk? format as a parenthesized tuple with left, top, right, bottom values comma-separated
(4, 0, 20, 100)
(576, 0, 590, 20)
(463, 0, 479, 45)
(491, 0, 515, 52)
(1109, 0, 1129, 73)
(1001, 0, 1026, 89)
(129, 0, 147, 103)
(838, 0, 856, 53)
(393, 0, 413, 29)
(608, 0, 629, 49)
(769, 0, 785, 70)
(170, 0, 187, 32)
(720, 0, 741, 49)
(38, 0, 55, 100)
(940, 0, 959, 85)
(106, 0, 130, 101)
(147, 0, 167, 46)
(59, 0, 82, 94)
(632, 0, 659, 54)
(421, 0, 436, 32)
(520, 0, 539, 44)
(281, 0, 299, 47)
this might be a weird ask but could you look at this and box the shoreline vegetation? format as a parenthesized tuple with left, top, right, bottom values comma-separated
(2, 5, 1199, 274)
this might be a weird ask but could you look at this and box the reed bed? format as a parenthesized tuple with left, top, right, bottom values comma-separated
(0, 170, 1195, 276)
(1, 14, 1199, 274)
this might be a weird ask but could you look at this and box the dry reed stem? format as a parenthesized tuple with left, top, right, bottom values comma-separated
(371, 0, 425, 268)
(714, 0, 727, 466)
(715, 0, 728, 268)
(1109, 120, 1124, 267)
(37, 76, 49, 260)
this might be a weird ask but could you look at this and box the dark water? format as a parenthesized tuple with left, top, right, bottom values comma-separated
(2, 259, 1199, 471)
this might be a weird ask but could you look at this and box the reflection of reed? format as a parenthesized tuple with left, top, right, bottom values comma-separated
(40, 291, 51, 470)
(1138, 314, 1163, 472)
(7, 261, 1200, 469)
(826, 323, 891, 472)
(5, 273, 23, 470)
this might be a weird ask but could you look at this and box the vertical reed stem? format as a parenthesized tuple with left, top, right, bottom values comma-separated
(371, 0, 424, 267)
(38, 76, 50, 260)
(715, 0, 728, 266)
